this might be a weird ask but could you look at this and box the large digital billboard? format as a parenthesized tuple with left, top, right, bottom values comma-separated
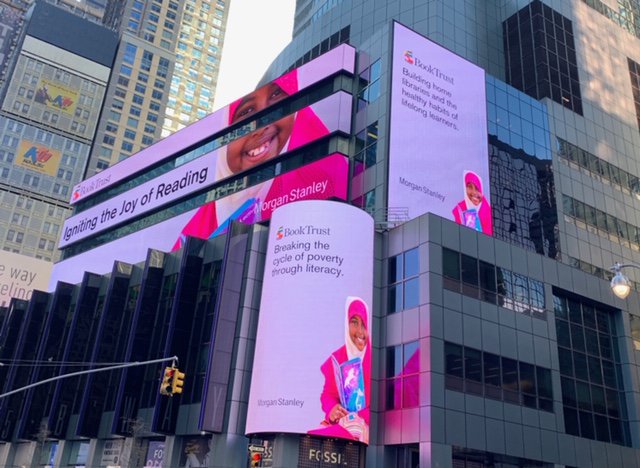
(59, 92, 352, 248)
(71, 43, 356, 204)
(388, 22, 492, 235)
(246, 201, 374, 444)
(49, 154, 349, 288)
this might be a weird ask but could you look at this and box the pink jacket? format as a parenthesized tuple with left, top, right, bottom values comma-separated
(319, 345, 370, 425)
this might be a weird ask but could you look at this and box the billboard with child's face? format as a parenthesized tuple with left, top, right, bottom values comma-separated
(388, 22, 492, 235)
(246, 201, 374, 444)
(59, 92, 352, 248)
(71, 44, 356, 204)
(50, 154, 349, 288)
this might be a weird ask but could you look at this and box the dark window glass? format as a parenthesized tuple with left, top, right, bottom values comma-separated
(388, 284, 401, 314)
(564, 407, 579, 435)
(445, 343, 463, 378)
(460, 254, 478, 286)
(442, 248, 460, 280)
(558, 348, 573, 376)
(561, 376, 576, 407)
(463, 348, 482, 395)
(556, 319, 571, 348)
(501, 357, 519, 403)
(389, 255, 402, 283)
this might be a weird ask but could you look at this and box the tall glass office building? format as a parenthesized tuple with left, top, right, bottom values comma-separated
(0, 0, 640, 466)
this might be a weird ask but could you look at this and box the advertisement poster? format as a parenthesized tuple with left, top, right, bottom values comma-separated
(388, 22, 492, 235)
(0, 251, 52, 307)
(50, 154, 348, 288)
(180, 437, 211, 467)
(34, 78, 78, 115)
(59, 91, 352, 248)
(15, 140, 61, 176)
(246, 201, 374, 443)
(71, 43, 355, 204)
(145, 441, 164, 467)
(100, 439, 123, 468)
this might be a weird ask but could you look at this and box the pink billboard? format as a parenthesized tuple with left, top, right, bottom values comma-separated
(59, 92, 352, 248)
(388, 22, 492, 235)
(71, 44, 356, 204)
(49, 155, 349, 288)
(246, 201, 374, 444)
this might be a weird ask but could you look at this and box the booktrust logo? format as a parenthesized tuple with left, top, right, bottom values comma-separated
(276, 226, 284, 240)
(404, 50, 414, 64)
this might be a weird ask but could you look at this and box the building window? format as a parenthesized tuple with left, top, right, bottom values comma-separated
(123, 43, 137, 64)
(386, 341, 419, 409)
(442, 247, 545, 318)
(96, 159, 110, 171)
(503, 0, 582, 114)
(358, 59, 382, 108)
(554, 292, 631, 445)
(445, 341, 553, 411)
(355, 122, 378, 168)
(158, 58, 170, 78)
(557, 138, 640, 196)
(563, 195, 640, 248)
(141, 51, 153, 72)
(628, 58, 640, 132)
(388, 248, 419, 313)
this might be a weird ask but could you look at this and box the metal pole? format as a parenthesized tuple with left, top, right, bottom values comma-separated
(0, 355, 179, 399)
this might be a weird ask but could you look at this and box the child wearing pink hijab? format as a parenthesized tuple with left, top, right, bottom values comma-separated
(452, 170, 493, 235)
(308, 296, 371, 443)
(171, 69, 332, 250)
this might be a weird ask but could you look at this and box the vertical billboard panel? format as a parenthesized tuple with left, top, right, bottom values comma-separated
(389, 22, 492, 235)
(246, 201, 374, 443)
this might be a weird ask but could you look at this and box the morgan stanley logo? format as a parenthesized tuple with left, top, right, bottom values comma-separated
(404, 50, 414, 64)
(276, 226, 284, 240)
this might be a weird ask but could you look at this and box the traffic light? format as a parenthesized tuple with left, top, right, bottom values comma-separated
(171, 368, 185, 395)
(160, 366, 174, 396)
(250, 453, 262, 467)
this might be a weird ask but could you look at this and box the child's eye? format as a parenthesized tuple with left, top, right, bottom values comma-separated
(235, 106, 254, 120)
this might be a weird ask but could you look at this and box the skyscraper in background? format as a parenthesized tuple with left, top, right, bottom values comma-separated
(0, 2, 116, 266)
(88, 0, 229, 176)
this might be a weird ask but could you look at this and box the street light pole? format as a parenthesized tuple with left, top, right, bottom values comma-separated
(610, 262, 640, 299)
